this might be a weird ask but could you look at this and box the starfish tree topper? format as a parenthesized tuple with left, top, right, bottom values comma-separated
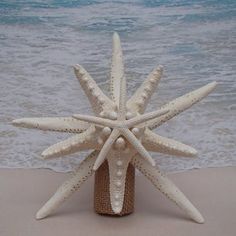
(13, 32, 216, 223)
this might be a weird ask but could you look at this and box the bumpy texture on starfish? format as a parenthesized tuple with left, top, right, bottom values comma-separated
(12, 32, 216, 223)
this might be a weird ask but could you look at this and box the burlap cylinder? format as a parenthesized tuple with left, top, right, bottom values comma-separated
(94, 160, 135, 216)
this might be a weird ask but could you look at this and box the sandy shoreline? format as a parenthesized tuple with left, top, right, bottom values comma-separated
(1, 167, 235, 236)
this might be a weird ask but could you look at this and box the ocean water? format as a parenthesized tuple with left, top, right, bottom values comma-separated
(0, 0, 235, 173)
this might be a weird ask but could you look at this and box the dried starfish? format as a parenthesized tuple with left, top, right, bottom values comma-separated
(12, 32, 216, 223)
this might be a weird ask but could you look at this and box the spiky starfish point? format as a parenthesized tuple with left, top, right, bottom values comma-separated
(12, 32, 217, 223)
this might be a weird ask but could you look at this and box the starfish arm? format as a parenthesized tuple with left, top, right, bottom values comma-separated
(110, 32, 125, 106)
(125, 108, 169, 128)
(72, 114, 116, 128)
(41, 127, 98, 159)
(36, 151, 98, 220)
(93, 129, 120, 170)
(74, 64, 115, 115)
(121, 129, 155, 166)
(107, 149, 135, 214)
(127, 65, 163, 114)
(118, 73, 127, 120)
(143, 129, 197, 157)
(131, 154, 204, 224)
(147, 81, 217, 129)
(12, 117, 89, 133)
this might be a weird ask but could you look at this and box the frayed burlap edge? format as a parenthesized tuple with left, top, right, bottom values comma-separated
(94, 160, 135, 216)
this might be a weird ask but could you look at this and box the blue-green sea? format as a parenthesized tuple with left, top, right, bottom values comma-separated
(0, 0, 235, 172)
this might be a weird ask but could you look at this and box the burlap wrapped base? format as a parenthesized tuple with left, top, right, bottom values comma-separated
(94, 160, 135, 216)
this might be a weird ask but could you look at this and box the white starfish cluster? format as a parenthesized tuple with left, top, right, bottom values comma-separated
(13, 33, 216, 223)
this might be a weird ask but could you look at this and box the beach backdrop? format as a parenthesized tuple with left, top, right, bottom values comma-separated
(0, 0, 235, 172)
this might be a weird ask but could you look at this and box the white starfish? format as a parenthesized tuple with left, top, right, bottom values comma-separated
(12, 32, 217, 223)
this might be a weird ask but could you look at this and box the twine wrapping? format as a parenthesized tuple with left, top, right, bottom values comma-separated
(94, 160, 135, 216)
